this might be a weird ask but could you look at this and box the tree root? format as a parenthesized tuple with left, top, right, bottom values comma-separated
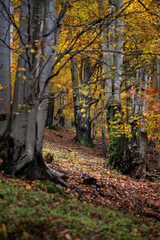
(13, 153, 33, 174)
(12, 154, 69, 188)
(41, 164, 69, 188)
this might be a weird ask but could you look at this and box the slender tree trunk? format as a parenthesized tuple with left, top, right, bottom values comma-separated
(92, 103, 98, 141)
(71, 58, 93, 147)
(100, 65, 107, 157)
(46, 93, 54, 128)
(130, 68, 149, 178)
(0, 0, 11, 138)
(156, 58, 160, 167)
(101, 0, 125, 168)
(156, 58, 160, 96)
(109, 0, 127, 169)
(53, 95, 66, 128)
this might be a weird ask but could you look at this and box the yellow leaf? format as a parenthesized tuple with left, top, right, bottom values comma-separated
(121, 92, 128, 99)
(81, 109, 86, 113)
(25, 44, 29, 49)
(57, 84, 61, 88)
(2, 224, 7, 235)
(30, 49, 35, 53)
(18, 67, 26, 71)
(23, 75, 27, 80)
(25, 184, 31, 190)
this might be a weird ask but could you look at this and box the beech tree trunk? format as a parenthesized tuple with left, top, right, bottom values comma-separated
(130, 67, 149, 178)
(71, 58, 93, 147)
(0, 0, 68, 186)
(0, 0, 11, 138)
(46, 94, 54, 128)
(101, 0, 125, 168)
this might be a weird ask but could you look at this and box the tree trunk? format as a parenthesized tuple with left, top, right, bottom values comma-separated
(130, 67, 149, 178)
(100, 65, 107, 157)
(52, 95, 66, 128)
(46, 93, 54, 128)
(71, 58, 93, 147)
(0, 0, 68, 186)
(156, 58, 160, 167)
(0, 0, 11, 138)
(92, 103, 98, 141)
(101, 0, 125, 168)
(156, 58, 160, 96)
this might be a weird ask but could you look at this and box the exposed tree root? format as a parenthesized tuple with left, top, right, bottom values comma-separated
(41, 164, 69, 188)
(3, 153, 70, 188)
(13, 153, 33, 174)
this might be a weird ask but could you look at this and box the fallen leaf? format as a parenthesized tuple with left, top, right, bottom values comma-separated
(65, 233, 73, 240)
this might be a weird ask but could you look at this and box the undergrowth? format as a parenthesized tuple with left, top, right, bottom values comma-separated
(0, 174, 159, 240)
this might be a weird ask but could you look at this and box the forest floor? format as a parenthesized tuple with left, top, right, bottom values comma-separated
(44, 127, 160, 220)
(0, 126, 160, 240)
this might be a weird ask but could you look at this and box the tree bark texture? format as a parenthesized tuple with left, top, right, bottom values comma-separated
(0, 0, 68, 186)
(130, 67, 149, 178)
(46, 93, 54, 128)
(101, 0, 126, 168)
(0, 0, 11, 138)
(71, 57, 94, 147)
(156, 58, 160, 167)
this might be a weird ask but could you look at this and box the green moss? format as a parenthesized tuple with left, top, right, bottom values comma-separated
(37, 180, 69, 198)
(0, 174, 159, 240)
(79, 137, 94, 148)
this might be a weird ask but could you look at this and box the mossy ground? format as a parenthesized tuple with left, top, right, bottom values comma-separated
(0, 173, 159, 240)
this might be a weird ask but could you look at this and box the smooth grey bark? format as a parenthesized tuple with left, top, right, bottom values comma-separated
(100, 0, 114, 101)
(10, 0, 34, 166)
(71, 57, 93, 147)
(0, 0, 68, 186)
(0, 0, 11, 138)
(101, 0, 125, 168)
(130, 67, 149, 178)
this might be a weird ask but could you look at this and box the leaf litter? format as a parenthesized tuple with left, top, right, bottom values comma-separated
(44, 127, 160, 221)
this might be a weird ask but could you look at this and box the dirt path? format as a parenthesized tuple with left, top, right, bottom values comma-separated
(44, 127, 105, 158)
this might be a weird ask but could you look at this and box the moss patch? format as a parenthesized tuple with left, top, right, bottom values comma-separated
(0, 174, 159, 240)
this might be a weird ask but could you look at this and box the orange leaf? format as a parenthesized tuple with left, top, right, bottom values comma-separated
(65, 233, 73, 240)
